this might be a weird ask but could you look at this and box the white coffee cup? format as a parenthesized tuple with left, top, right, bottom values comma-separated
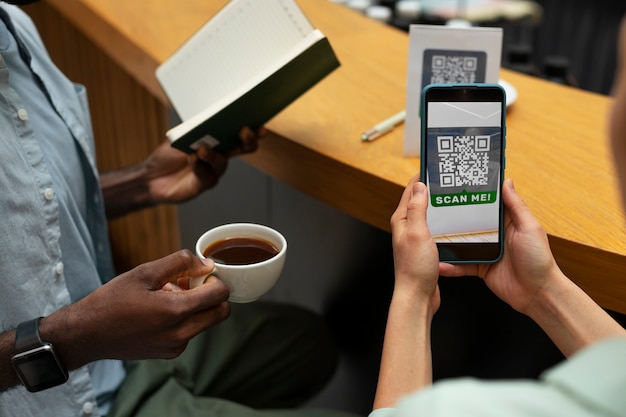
(191, 223, 287, 303)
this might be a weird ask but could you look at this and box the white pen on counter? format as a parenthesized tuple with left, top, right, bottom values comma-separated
(361, 110, 406, 142)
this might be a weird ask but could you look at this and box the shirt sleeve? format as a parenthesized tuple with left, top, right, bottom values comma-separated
(368, 408, 396, 417)
(367, 339, 626, 417)
(369, 377, 597, 417)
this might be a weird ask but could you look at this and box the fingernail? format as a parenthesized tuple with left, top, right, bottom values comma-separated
(197, 146, 208, 159)
(240, 126, 253, 142)
(200, 257, 214, 268)
(507, 179, 515, 191)
(413, 181, 426, 196)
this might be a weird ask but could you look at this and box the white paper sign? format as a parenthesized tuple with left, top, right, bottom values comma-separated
(403, 25, 502, 156)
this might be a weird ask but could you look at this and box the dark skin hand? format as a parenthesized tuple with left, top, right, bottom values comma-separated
(1, 250, 228, 391)
(57, 250, 229, 364)
(102, 126, 266, 218)
(145, 126, 263, 204)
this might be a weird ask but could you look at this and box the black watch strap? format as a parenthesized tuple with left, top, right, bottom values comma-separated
(14, 317, 44, 353)
(12, 317, 69, 392)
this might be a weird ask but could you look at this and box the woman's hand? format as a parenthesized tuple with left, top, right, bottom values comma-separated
(390, 175, 441, 311)
(373, 175, 441, 409)
(439, 179, 561, 316)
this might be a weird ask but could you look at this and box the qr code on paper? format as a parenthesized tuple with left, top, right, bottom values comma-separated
(431, 55, 478, 83)
(437, 135, 490, 187)
(422, 49, 486, 90)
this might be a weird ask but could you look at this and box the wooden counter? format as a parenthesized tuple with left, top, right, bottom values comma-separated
(25, 0, 626, 314)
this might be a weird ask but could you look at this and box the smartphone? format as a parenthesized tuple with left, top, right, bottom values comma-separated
(420, 83, 506, 263)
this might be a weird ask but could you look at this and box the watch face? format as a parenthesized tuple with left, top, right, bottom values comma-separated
(11, 345, 68, 392)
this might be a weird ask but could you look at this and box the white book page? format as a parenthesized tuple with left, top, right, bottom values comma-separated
(165, 29, 324, 142)
(157, 0, 314, 121)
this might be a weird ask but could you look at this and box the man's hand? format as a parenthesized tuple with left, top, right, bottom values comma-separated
(101, 126, 266, 218)
(42, 250, 230, 369)
(146, 126, 266, 205)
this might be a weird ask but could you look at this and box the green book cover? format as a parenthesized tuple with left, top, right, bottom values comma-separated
(169, 37, 339, 154)
(157, 0, 340, 154)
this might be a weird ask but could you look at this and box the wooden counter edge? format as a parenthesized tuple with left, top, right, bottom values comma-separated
(246, 133, 626, 315)
(549, 236, 626, 315)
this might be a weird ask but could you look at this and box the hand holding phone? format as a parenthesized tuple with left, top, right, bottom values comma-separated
(420, 84, 506, 263)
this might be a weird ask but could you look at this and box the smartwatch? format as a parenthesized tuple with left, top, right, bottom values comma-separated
(11, 317, 68, 392)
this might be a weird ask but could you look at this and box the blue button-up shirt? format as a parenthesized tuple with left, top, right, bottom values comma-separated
(0, 4, 124, 416)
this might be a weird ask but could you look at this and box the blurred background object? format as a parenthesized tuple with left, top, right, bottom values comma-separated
(332, 0, 626, 94)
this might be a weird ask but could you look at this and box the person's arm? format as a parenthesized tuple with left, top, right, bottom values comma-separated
(524, 269, 626, 357)
(0, 330, 19, 391)
(101, 126, 263, 218)
(373, 176, 441, 409)
(100, 159, 154, 218)
(0, 250, 228, 393)
(440, 179, 626, 358)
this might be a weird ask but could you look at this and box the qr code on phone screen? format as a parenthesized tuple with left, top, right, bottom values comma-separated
(422, 49, 487, 89)
(437, 135, 490, 187)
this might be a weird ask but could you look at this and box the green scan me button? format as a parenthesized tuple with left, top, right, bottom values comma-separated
(431, 190, 497, 207)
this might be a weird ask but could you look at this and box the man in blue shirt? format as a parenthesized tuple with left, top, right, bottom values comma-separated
(0, 2, 355, 417)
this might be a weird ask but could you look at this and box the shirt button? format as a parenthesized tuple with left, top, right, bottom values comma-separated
(44, 188, 55, 201)
(17, 108, 29, 121)
(82, 401, 94, 414)
(55, 262, 64, 276)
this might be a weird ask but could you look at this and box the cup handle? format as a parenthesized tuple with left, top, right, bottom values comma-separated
(189, 265, 218, 289)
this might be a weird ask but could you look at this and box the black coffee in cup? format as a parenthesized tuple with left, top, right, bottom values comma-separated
(203, 237, 279, 265)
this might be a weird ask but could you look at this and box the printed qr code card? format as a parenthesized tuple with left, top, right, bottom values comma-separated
(404, 25, 502, 156)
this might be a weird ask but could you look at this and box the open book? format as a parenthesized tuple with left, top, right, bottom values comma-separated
(156, 0, 341, 154)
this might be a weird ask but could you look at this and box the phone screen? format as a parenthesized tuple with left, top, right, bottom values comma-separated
(420, 84, 506, 263)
